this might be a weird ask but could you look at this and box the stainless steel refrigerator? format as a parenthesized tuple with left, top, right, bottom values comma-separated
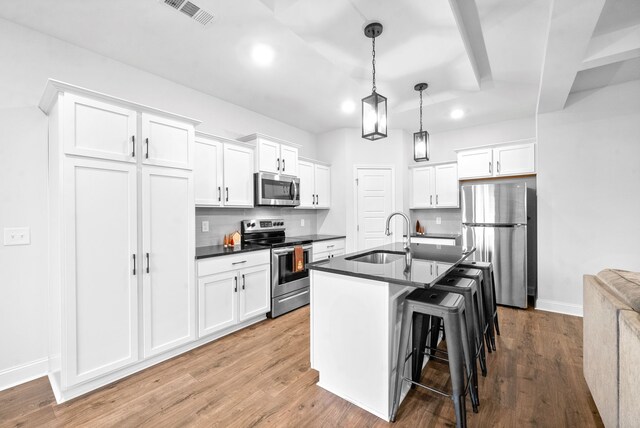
(461, 183, 528, 308)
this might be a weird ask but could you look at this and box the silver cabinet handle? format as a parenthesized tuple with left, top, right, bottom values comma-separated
(497, 161, 500, 173)
(316, 194, 319, 205)
(489, 161, 492, 174)
(313, 194, 316, 205)
(145, 138, 149, 159)
(132, 254, 136, 275)
(430, 195, 433, 205)
(326, 245, 335, 248)
(234, 276, 238, 292)
(131, 135, 135, 157)
(217, 187, 221, 202)
(282, 159, 286, 172)
(242, 274, 245, 290)
(232, 260, 247, 265)
(430, 264, 433, 275)
(277, 158, 280, 171)
(436, 195, 439, 205)
(226, 187, 229, 202)
(146, 252, 150, 273)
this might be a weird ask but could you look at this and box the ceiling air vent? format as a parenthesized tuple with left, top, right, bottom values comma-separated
(160, 0, 214, 26)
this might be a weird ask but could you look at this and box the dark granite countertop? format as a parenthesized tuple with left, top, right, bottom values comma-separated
(196, 243, 268, 260)
(289, 234, 346, 243)
(308, 242, 474, 289)
(411, 232, 461, 239)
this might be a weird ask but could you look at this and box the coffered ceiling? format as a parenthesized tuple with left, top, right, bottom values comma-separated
(0, 0, 636, 134)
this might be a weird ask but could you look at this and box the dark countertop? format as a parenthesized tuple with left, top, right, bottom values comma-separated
(411, 232, 461, 239)
(308, 242, 474, 289)
(195, 243, 268, 259)
(195, 235, 346, 259)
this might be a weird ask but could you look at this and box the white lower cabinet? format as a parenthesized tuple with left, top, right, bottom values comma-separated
(197, 250, 271, 338)
(142, 168, 196, 357)
(312, 238, 346, 262)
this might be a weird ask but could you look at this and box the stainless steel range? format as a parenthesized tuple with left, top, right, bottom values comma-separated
(241, 218, 313, 318)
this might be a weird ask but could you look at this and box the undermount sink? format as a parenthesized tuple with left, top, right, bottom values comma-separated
(346, 251, 405, 264)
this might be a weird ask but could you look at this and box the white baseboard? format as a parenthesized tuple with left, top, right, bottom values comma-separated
(536, 299, 583, 317)
(0, 357, 48, 392)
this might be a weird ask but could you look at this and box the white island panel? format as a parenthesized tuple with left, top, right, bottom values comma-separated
(310, 270, 413, 421)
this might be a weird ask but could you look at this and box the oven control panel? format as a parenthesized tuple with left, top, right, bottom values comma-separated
(242, 218, 286, 233)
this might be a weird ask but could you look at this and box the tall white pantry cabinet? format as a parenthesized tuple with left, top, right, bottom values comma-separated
(39, 80, 200, 402)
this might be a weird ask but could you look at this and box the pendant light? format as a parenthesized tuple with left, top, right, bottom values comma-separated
(413, 83, 430, 161)
(362, 22, 387, 140)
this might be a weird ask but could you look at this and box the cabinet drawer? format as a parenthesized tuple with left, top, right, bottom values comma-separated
(312, 239, 345, 255)
(197, 250, 270, 277)
(413, 237, 457, 246)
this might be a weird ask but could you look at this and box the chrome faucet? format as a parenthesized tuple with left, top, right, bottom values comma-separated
(385, 212, 412, 266)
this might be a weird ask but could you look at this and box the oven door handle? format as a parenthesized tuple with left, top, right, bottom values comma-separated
(273, 245, 312, 255)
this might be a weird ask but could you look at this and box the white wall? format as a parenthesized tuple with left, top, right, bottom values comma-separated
(0, 18, 317, 390)
(316, 128, 410, 252)
(536, 79, 640, 316)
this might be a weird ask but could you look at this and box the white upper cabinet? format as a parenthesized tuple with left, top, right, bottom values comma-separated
(297, 159, 331, 209)
(410, 167, 435, 208)
(239, 134, 300, 177)
(298, 160, 315, 208)
(457, 148, 493, 179)
(279, 144, 299, 176)
(493, 142, 535, 176)
(409, 163, 458, 209)
(141, 113, 194, 170)
(63, 157, 139, 387)
(194, 137, 223, 206)
(434, 163, 459, 207)
(63, 93, 137, 162)
(457, 140, 536, 179)
(223, 143, 254, 207)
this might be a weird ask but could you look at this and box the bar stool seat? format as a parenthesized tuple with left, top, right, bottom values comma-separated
(458, 261, 501, 349)
(447, 267, 493, 356)
(391, 288, 478, 428)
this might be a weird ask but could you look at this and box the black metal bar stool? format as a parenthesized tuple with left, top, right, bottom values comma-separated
(391, 288, 477, 428)
(459, 260, 501, 349)
(447, 267, 493, 356)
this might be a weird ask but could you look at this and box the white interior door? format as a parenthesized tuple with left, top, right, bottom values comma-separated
(194, 139, 223, 206)
(223, 144, 254, 207)
(314, 164, 331, 209)
(356, 168, 394, 251)
(63, 93, 136, 162)
(198, 271, 238, 337)
(141, 113, 194, 170)
(63, 157, 138, 387)
(297, 160, 315, 208)
(142, 167, 195, 357)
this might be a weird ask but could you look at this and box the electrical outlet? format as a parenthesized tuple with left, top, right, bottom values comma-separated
(300, 219, 305, 227)
(201, 221, 209, 232)
(3, 227, 30, 246)
(436, 217, 442, 225)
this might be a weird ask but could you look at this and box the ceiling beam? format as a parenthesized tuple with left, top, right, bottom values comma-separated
(537, 0, 607, 114)
(580, 23, 640, 70)
(448, 0, 493, 87)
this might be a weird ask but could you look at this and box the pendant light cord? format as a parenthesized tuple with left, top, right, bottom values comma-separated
(419, 88, 423, 132)
(372, 37, 376, 92)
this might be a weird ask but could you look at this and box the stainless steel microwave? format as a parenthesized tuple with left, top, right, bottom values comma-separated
(254, 172, 300, 207)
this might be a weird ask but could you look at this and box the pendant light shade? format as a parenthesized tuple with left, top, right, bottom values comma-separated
(362, 23, 387, 140)
(413, 83, 430, 162)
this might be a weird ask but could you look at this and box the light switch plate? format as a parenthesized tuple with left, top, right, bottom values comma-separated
(201, 221, 209, 232)
(300, 219, 305, 227)
(4, 227, 30, 246)
(436, 217, 442, 225)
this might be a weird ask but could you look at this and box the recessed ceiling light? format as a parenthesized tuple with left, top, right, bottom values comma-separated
(450, 109, 465, 119)
(341, 99, 355, 114)
(251, 44, 275, 67)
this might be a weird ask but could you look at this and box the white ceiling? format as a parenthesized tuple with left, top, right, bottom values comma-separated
(0, 0, 591, 134)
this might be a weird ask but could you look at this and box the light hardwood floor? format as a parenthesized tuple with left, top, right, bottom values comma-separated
(0, 305, 603, 427)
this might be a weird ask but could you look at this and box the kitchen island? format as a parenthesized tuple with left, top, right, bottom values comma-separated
(308, 242, 473, 421)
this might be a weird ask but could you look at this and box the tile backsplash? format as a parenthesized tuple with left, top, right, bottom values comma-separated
(196, 207, 318, 247)
(409, 208, 462, 235)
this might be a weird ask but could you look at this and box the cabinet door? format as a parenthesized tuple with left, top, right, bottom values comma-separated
(457, 148, 493, 179)
(435, 163, 459, 208)
(493, 143, 535, 176)
(314, 164, 331, 209)
(198, 271, 238, 337)
(141, 113, 194, 170)
(223, 144, 254, 207)
(63, 93, 136, 162)
(194, 139, 223, 206)
(142, 167, 196, 357)
(280, 145, 299, 176)
(298, 160, 315, 208)
(410, 167, 434, 208)
(63, 157, 138, 387)
(257, 139, 280, 174)
(239, 264, 271, 322)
